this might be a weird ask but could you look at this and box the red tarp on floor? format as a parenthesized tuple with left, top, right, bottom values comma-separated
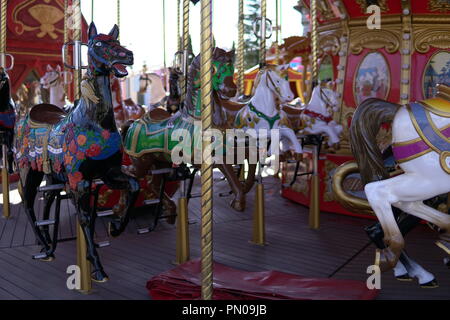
(146, 259, 379, 300)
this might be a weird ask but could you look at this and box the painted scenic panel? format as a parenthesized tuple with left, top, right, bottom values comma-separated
(423, 51, 450, 99)
(354, 52, 390, 105)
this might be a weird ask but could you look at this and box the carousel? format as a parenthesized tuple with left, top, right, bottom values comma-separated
(0, 0, 448, 301)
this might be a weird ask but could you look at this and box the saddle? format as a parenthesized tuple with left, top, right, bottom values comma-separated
(30, 104, 66, 126)
(282, 104, 303, 116)
(145, 107, 172, 123)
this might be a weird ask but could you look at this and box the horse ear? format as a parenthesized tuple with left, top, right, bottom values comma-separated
(88, 22, 98, 39)
(56, 65, 62, 72)
(109, 24, 120, 40)
(47, 64, 53, 72)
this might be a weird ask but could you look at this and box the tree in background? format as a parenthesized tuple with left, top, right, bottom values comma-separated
(243, 0, 260, 69)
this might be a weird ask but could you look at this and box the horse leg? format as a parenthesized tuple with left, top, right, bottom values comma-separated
(279, 127, 302, 159)
(103, 166, 140, 238)
(75, 184, 108, 282)
(22, 169, 54, 259)
(365, 172, 450, 271)
(218, 163, 245, 211)
(399, 251, 437, 288)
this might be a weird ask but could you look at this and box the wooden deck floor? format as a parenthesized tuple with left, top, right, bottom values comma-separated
(0, 173, 449, 300)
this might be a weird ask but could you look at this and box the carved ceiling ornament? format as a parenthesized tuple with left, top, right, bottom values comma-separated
(355, 0, 389, 13)
(317, 0, 336, 21)
(414, 29, 450, 53)
(350, 29, 400, 55)
(319, 34, 340, 56)
(12, 0, 65, 39)
(428, 0, 450, 12)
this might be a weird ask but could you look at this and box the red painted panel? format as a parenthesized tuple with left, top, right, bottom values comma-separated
(342, 0, 402, 19)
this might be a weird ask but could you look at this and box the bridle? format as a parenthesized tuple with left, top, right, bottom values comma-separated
(319, 86, 334, 114)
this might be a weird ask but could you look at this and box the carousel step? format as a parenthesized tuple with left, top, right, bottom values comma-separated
(35, 219, 55, 227)
(144, 199, 160, 205)
(137, 227, 151, 234)
(151, 168, 173, 175)
(96, 240, 110, 248)
(97, 210, 114, 217)
(32, 253, 48, 260)
(38, 184, 65, 192)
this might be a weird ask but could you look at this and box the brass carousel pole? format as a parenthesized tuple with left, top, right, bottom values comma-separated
(200, 0, 213, 300)
(174, 0, 191, 265)
(309, 0, 320, 230)
(177, 0, 181, 51)
(71, 0, 91, 293)
(181, 0, 190, 101)
(259, 0, 266, 67)
(117, 0, 120, 40)
(274, 0, 279, 65)
(237, 0, 244, 95)
(251, 0, 267, 246)
(0, 0, 10, 219)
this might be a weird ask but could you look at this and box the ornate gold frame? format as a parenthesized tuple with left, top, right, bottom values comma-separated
(352, 50, 391, 107)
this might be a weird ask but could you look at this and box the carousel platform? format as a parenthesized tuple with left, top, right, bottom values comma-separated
(0, 174, 449, 300)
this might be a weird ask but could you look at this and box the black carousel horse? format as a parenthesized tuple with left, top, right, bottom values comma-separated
(14, 23, 139, 282)
(0, 67, 16, 173)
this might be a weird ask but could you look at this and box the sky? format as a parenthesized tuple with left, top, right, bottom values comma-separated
(81, 0, 303, 72)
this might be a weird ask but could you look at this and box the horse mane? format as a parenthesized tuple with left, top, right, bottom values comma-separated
(184, 47, 234, 116)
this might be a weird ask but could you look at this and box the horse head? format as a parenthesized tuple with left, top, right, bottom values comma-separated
(40, 65, 63, 89)
(87, 22, 133, 78)
(309, 83, 339, 115)
(258, 64, 294, 104)
(186, 47, 236, 125)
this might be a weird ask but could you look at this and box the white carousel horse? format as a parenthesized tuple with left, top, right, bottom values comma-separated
(300, 84, 343, 148)
(351, 83, 450, 273)
(234, 64, 302, 158)
(40, 65, 67, 109)
(139, 72, 167, 109)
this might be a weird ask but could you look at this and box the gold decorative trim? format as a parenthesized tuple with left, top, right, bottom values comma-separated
(414, 29, 450, 53)
(350, 29, 400, 55)
(429, 0, 450, 13)
(420, 99, 450, 118)
(319, 34, 340, 56)
(355, 0, 388, 13)
(395, 148, 432, 164)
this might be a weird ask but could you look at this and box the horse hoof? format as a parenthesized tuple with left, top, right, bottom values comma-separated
(40, 254, 55, 262)
(231, 199, 245, 212)
(420, 279, 439, 289)
(395, 274, 413, 282)
(91, 270, 109, 283)
(375, 248, 398, 272)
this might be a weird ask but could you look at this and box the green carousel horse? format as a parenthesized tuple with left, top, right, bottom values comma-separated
(114, 48, 246, 233)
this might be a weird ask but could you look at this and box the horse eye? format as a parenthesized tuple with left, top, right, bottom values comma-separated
(95, 42, 102, 47)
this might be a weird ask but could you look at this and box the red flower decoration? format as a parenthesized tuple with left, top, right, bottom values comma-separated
(86, 144, 101, 158)
(76, 151, 85, 160)
(53, 159, 62, 173)
(69, 140, 77, 154)
(68, 171, 83, 190)
(101, 130, 111, 140)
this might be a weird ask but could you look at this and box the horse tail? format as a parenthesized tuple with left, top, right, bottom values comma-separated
(350, 98, 401, 185)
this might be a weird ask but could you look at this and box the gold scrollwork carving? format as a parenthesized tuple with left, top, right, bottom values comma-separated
(350, 29, 400, 55)
(428, 0, 450, 12)
(414, 29, 450, 53)
(355, 0, 389, 13)
(319, 34, 340, 56)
